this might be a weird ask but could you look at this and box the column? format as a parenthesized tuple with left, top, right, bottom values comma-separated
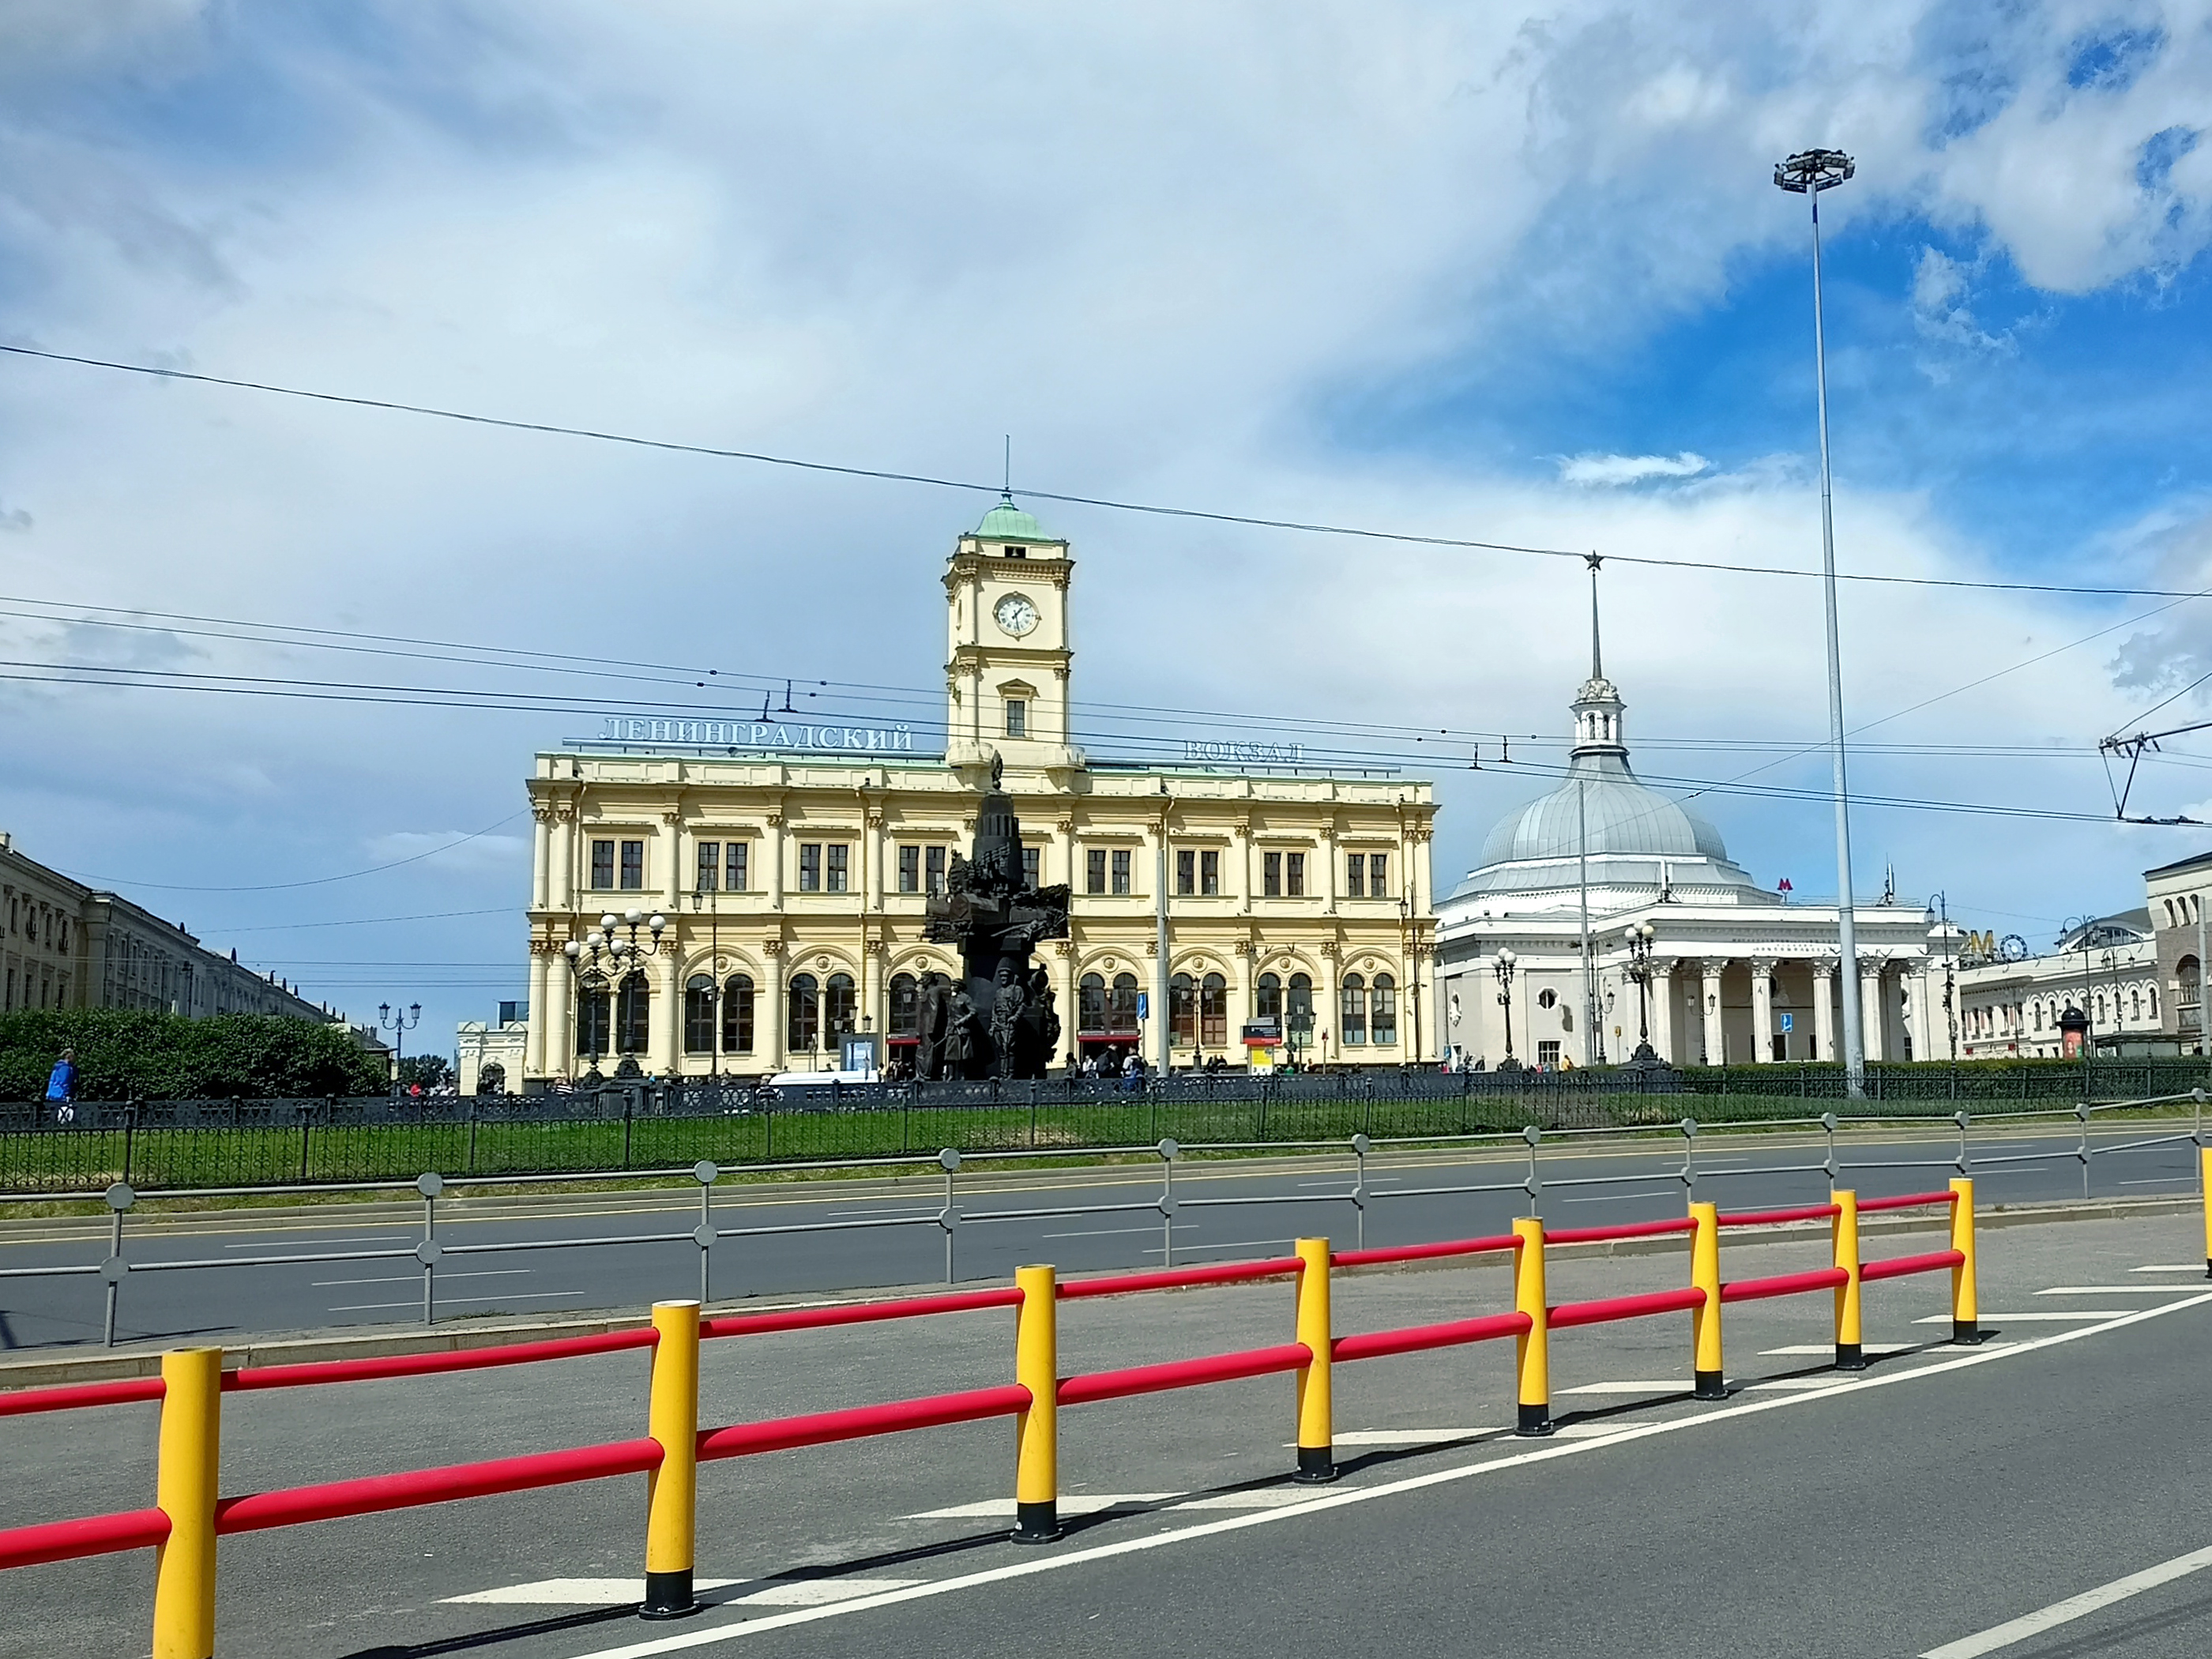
(767, 811, 786, 905)
(1859, 961, 1888, 1063)
(1321, 946, 1342, 1066)
(866, 807, 886, 911)
(1058, 815, 1078, 895)
(1648, 961, 1675, 1062)
(1812, 961, 1836, 1062)
(761, 947, 787, 1070)
(1750, 959, 1776, 1065)
(553, 804, 577, 910)
(531, 805, 552, 911)
(525, 946, 550, 1078)
(862, 942, 882, 1060)
(662, 811, 682, 910)
(650, 948, 680, 1075)
(1236, 815, 1253, 916)
(1320, 824, 1339, 916)
(1698, 960, 1725, 1066)
(547, 956, 573, 1079)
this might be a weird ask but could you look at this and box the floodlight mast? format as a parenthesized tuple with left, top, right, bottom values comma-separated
(1774, 146, 1866, 1099)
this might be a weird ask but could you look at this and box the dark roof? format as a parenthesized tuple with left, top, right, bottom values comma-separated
(2143, 848, 2212, 878)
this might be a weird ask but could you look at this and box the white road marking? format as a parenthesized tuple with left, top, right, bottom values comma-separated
(1040, 1226, 1187, 1240)
(1761, 1343, 1912, 1356)
(905, 1495, 1177, 1521)
(1746, 1377, 1863, 1391)
(1913, 1311, 2127, 1323)
(1561, 1193, 1673, 1205)
(224, 1237, 393, 1250)
(445, 1578, 743, 1605)
(313, 1270, 532, 1288)
(1557, 1381, 1687, 1395)
(1173, 1490, 1333, 1510)
(2133, 1264, 2204, 1273)
(2033, 1285, 2192, 1295)
(1330, 1428, 1501, 1446)
(1918, 1541, 2212, 1657)
(326, 1291, 589, 1312)
(737, 1579, 923, 1606)
(1552, 1423, 1638, 1439)
(536, 1291, 2212, 1659)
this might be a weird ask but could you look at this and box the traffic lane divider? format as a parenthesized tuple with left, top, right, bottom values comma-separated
(1055, 1344, 1311, 1408)
(1717, 1204, 1841, 1228)
(1331, 1234, 1519, 1269)
(0, 1507, 169, 1571)
(1544, 1217, 1698, 1247)
(0, 1375, 165, 1416)
(695, 1386, 1033, 1462)
(1718, 1267, 1851, 1304)
(1856, 1190, 1960, 1213)
(1546, 1287, 1708, 1330)
(1330, 1311, 1531, 1364)
(224, 1327, 658, 1390)
(1056, 1259, 1302, 1300)
(211, 1439, 665, 1534)
(699, 1286, 1021, 1341)
(1860, 1250, 1966, 1284)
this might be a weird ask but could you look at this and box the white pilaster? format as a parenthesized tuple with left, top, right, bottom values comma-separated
(531, 807, 552, 911)
(1860, 961, 1888, 1063)
(1812, 962, 1836, 1062)
(525, 947, 549, 1078)
(1750, 959, 1776, 1064)
(1698, 960, 1725, 1066)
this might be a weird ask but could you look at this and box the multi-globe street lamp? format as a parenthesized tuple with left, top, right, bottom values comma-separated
(1493, 948, 1519, 1068)
(1774, 145, 1867, 1100)
(377, 999, 421, 1096)
(562, 909, 668, 1078)
(1621, 922, 1659, 1066)
(1925, 892, 1959, 1065)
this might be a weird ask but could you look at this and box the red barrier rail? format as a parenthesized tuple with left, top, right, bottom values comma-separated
(1719, 1267, 1850, 1304)
(1717, 1203, 1841, 1229)
(1058, 1259, 1302, 1300)
(1546, 1217, 1699, 1247)
(1856, 1190, 1959, 1213)
(1860, 1248, 1965, 1284)
(0, 1507, 170, 1571)
(1331, 1311, 1532, 1364)
(1331, 1233, 1519, 1269)
(701, 1287, 1022, 1341)
(0, 1377, 166, 1418)
(1056, 1343, 1311, 1407)
(213, 1438, 664, 1535)
(697, 1384, 1031, 1461)
(1548, 1286, 1708, 1330)
(227, 1328, 658, 1392)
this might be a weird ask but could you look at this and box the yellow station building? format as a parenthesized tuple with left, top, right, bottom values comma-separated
(521, 500, 1438, 1084)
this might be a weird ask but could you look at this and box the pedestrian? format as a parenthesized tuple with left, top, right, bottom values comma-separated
(44, 1048, 79, 1125)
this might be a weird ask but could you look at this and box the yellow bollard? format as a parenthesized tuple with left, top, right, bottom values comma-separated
(1011, 1265, 1059, 1543)
(1689, 1201, 1725, 1400)
(641, 1300, 702, 1620)
(151, 1348, 223, 1659)
(1512, 1217, 1551, 1436)
(1831, 1189, 1864, 1371)
(1949, 1176, 1981, 1345)
(1292, 1238, 1336, 1484)
(2200, 1148, 2210, 1280)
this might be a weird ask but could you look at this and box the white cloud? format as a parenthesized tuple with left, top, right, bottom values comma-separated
(1557, 452, 1712, 487)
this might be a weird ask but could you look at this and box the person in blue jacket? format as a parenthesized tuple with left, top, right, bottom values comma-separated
(44, 1048, 78, 1124)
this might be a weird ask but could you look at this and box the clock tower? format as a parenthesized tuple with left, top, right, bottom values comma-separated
(944, 493, 1081, 777)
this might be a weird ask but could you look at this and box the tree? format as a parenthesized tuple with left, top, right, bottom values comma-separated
(397, 1054, 453, 1093)
(0, 1009, 388, 1100)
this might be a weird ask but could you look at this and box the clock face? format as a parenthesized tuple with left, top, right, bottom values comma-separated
(994, 593, 1040, 637)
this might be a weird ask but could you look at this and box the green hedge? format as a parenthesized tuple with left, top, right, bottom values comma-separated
(0, 1009, 386, 1102)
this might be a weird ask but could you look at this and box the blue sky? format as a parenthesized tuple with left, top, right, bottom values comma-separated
(4, 1, 2212, 1042)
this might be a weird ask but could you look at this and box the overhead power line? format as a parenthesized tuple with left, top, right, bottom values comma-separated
(2, 340, 2195, 600)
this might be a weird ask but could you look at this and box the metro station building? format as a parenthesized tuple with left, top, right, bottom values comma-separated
(520, 501, 1438, 1083)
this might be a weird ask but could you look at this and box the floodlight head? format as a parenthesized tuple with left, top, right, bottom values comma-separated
(1774, 149, 1854, 194)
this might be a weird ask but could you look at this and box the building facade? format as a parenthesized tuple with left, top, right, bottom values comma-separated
(521, 501, 1439, 1083)
(2146, 851, 2212, 1053)
(0, 830, 344, 1022)
(1948, 911, 2165, 1059)
(1435, 634, 1940, 1068)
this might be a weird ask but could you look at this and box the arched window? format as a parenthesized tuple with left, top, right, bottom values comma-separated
(1341, 972, 1367, 1045)
(2150, 985, 2159, 1018)
(1200, 972, 1228, 1047)
(477, 1062, 506, 1095)
(890, 974, 920, 1037)
(684, 974, 717, 1054)
(2131, 988, 2142, 1022)
(825, 972, 856, 1036)
(1110, 972, 1140, 1034)
(2033, 1003, 2043, 1032)
(573, 976, 608, 1057)
(1256, 972, 1282, 1022)
(616, 973, 650, 1054)
(1078, 973, 1107, 1034)
(722, 975, 754, 1053)
(1169, 972, 1197, 1046)
(1288, 972, 1314, 1028)
(2095, 991, 2108, 1025)
(788, 973, 819, 1054)
(1371, 973, 1398, 1045)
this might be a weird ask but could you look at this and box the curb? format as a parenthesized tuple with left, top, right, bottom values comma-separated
(1, 1191, 2195, 1394)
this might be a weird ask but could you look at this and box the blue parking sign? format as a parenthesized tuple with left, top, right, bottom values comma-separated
(1779, 1012, 1794, 1032)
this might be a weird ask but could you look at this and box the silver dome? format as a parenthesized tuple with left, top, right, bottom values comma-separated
(1477, 752, 1730, 867)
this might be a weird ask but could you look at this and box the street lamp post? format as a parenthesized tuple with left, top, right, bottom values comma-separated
(1774, 145, 1866, 1100)
(1926, 893, 1958, 1066)
(1623, 923, 1660, 1066)
(2058, 913, 2100, 1084)
(561, 909, 669, 1080)
(690, 886, 720, 1077)
(1493, 949, 1519, 1069)
(378, 1000, 422, 1096)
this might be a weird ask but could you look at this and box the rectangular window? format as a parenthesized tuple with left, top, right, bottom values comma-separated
(1086, 848, 1107, 894)
(1176, 849, 1196, 897)
(726, 843, 747, 892)
(1006, 698, 1028, 738)
(1200, 850, 1219, 896)
(900, 845, 921, 893)
(619, 840, 645, 890)
(927, 845, 947, 896)
(1345, 854, 1364, 898)
(1263, 852, 1281, 897)
(1112, 848, 1131, 895)
(1370, 852, 1388, 895)
(591, 840, 615, 890)
(799, 844, 822, 892)
(1537, 1040, 1561, 1067)
(1287, 852, 1306, 897)
(695, 841, 719, 893)
(1022, 848, 1040, 888)
(826, 845, 848, 893)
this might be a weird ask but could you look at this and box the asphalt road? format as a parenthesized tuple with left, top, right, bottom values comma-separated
(5, 1210, 2207, 1657)
(0, 1121, 2201, 1352)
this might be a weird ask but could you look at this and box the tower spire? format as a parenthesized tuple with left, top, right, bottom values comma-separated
(1586, 551, 1604, 681)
